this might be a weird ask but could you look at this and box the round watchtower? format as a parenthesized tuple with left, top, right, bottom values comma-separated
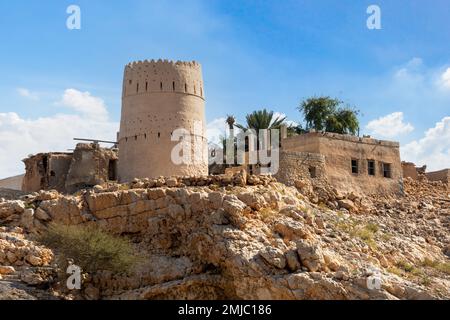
(117, 59, 208, 182)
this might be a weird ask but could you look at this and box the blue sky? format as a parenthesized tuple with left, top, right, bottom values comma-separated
(0, 0, 450, 177)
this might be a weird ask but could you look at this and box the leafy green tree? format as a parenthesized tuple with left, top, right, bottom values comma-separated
(298, 96, 359, 135)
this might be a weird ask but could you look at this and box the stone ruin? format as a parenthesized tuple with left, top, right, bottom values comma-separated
(402, 161, 449, 187)
(22, 143, 118, 194)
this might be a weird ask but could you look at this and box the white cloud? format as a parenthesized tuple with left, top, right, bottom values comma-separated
(58, 89, 109, 121)
(273, 112, 298, 127)
(438, 67, 450, 90)
(206, 117, 227, 146)
(365, 112, 414, 139)
(402, 117, 450, 171)
(16, 88, 39, 101)
(0, 90, 118, 179)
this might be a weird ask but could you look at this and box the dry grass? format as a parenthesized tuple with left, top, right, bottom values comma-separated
(333, 218, 379, 250)
(420, 258, 450, 275)
(259, 207, 278, 222)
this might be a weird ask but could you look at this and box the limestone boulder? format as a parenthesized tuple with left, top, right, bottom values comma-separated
(222, 196, 248, 229)
(0, 266, 15, 275)
(338, 199, 358, 212)
(296, 241, 325, 272)
(259, 246, 286, 269)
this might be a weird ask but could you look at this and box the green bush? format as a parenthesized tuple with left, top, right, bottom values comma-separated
(38, 223, 141, 274)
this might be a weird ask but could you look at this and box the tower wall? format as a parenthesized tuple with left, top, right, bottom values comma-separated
(118, 60, 207, 182)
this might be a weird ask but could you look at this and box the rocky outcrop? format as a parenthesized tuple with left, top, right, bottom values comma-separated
(0, 174, 448, 300)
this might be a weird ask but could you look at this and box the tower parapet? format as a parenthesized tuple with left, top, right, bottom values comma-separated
(118, 59, 207, 182)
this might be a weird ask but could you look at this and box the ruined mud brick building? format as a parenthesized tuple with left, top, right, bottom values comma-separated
(275, 132, 403, 195)
(425, 169, 450, 187)
(401, 161, 426, 180)
(401, 161, 449, 187)
(117, 60, 208, 182)
(22, 143, 118, 193)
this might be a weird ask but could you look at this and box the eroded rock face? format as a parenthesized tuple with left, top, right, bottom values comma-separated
(0, 174, 448, 300)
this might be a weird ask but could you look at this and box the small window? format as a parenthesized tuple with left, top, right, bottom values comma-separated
(129, 80, 132, 85)
(172, 81, 175, 91)
(160, 82, 163, 90)
(50, 170, 56, 177)
(158, 132, 160, 138)
(200, 86, 203, 96)
(351, 159, 359, 174)
(136, 83, 139, 92)
(309, 166, 316, 178)
(185, 83, 187, 92)
(382, 163, 392, 178)
(135, 135, 137, 140)
(145, 81, 148, 91)
(368, 160, 375, 176)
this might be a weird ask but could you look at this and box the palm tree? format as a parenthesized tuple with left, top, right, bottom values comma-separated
(236, 109, 286, 132)
(225, 115, 236, 130)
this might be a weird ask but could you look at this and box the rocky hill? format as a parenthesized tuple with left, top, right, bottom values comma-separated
(0, 173, 448, 300)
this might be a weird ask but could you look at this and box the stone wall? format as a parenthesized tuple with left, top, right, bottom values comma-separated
(426, 169, 450, 187)
(281, 132, 403, 195)
(274, 151, 326, 186)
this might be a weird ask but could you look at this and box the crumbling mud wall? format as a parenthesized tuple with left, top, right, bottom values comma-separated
(426, 169, 450, 187)
(65, 144, 118, 193)
(402, 162, 426, 180)
(22, 153, 72, 193)
(22, 144, 118, 194)
(402, 162, 419, 180)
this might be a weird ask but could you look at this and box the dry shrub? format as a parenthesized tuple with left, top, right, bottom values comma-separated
(38, 223, 141, 274)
